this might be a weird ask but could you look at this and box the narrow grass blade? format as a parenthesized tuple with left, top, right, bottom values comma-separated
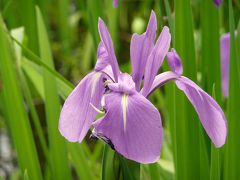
(56, 0, 72, 55)
(81, 32, 94, 72)
(102, 145, 120, 180)
(91, 140, 104, 163)
(200, 0, 221, 101)
(105, 0, 119, 47)
(11, 26, 49, 164)
(174, 0, 200, 179)
(21, 52, 94, 180)
(8, 34, 74, 89)
(118, 155, 140, 180)
(102, 145, 140, 180)
(0, 15, 42, 180)
(1, 0, 20, 29)
(21, 58, 72, 100)
(101, 138, 140, 180)
(9, 33, 73, 89)
(148, 163, 161, 180)
(36, 7, 72, 180)
(19, 70, 49, 162)
(210, 83, 220, 180)
(164, 0, 174, 45)
(68, 143, 94, 180)
(16, 0, 39, 54)
(224, 1, 240, 179)
(162, 1, 177, 167)
(210, 144, 220, 180)
(24, 170, 29, 180)
(200, 1, 222, 179)
(87, 0, 103, 50)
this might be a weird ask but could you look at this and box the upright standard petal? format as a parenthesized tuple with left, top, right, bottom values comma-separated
(141, 26, 171, 97)
(95, 42, 109, 71)
(93, 92, 163, 164)
(220, 33, 230, 97)
(130, 11, 157, 90)
(176, 77, 227, 147)
(59, 72, 105, 142)
(213, 0, 223, 7)
(98, 19, 120, 81)
(95, 43, 115, 81)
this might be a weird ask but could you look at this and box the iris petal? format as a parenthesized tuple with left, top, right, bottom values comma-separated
(130, 11, 157, 91)
(95, 42, 109, 71)
(113, 0, 118, 7)
(213, 0, 223, 7)
(220, 33, 230, 97)
(93, 92, 163, 164)
(98, 18, 120, 81)
(167, 48, 183, 76)
(176, 77, 227, 147)
(108, 73, 136, 94)
(141, 26, 171, 97)
(59, 72, 105, 142)
(144, 71, 180, 97)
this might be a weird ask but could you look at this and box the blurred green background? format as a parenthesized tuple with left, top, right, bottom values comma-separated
(0, 0, 240, 179)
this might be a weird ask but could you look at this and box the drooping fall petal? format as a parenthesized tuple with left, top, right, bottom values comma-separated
(130, 11, 157, 90)
(176, 77, 227, 147)
(93, 92, 163, 164)
(141, 26, 171, 97)
(145, 71, 180, 97)
(59, 72, 105, 142)
(147, 48, 227, 147)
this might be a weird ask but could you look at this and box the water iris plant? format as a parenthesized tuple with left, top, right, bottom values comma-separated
(59, 11, 227, 163)
(113, 0, 118, 7)
(220, 32, 238, 98)
(213, 0, 223, 7)
(220, 33, 230, 97)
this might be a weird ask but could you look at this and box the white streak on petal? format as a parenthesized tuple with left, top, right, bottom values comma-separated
(121, 93, 128, 131)
(101, 95, 106, 107)
(90, 103, 104, 114)
(91, 72, 101, 97)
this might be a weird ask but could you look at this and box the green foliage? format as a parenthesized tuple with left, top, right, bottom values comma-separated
(224, 0, 240, 179)
(0, 15, 42, 180)
(36, 7, 72, 179)
(174, 0, 200, 179)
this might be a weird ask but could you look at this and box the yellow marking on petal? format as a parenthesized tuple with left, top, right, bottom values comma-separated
(104, 79, 112, 86)
(91, 72, 101, 97)
(121, 93, 128, 131)
(90, 103, 104, 114)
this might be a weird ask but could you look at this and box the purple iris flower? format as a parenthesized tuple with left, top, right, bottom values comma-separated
(213, 0, 223, 7)
(220, 32, 238, 98)
(113, 0, 118, 7)
(59, 11, 227, 164)
(220, 33, 230, 97)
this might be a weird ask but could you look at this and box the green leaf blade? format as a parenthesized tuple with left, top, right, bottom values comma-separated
(36, 7, 72, 180)
(0, 16, 42, 180)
